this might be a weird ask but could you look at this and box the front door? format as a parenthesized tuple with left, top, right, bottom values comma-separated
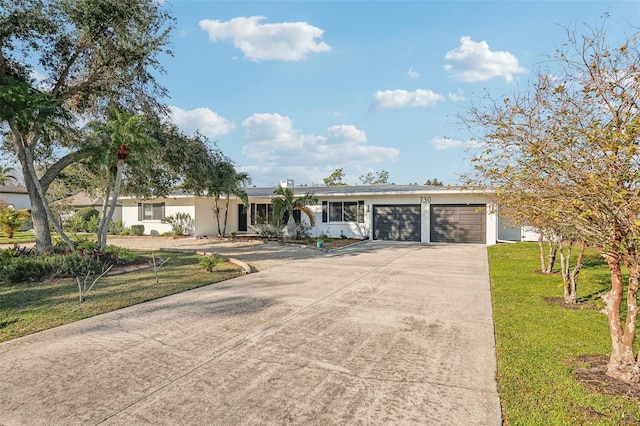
(238, 205, 247, 232)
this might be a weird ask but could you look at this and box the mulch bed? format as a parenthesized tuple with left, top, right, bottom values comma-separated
(542, 296, 599, 310)
(545, 297, 640, 409)
(568, 354, 640, 405)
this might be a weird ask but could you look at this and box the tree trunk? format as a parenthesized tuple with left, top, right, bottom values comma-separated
(569, 241, 586, 304)
(603, 248, 640, 382)
(98, 162, 122, 250)
(559, 240, 574, 304)
(11, 126, 53, 253)
(547, 238, 559, 273)
(214, 195, 222, 236)
(538, 234, 546, 272)
(284, 208, 296, 239)
(22, 162, 53, 253)
(222, 196, 230, 236)
(97, 181, 113, 249)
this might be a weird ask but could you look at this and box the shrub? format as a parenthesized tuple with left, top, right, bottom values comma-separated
(0, 257, 52, 282)
(251, 224, 283, 239)
(198, 254, 224, 272)
(0, 206, 30, 238)
(65, 214, 86, 233)
(108, 219, 124, 235)
(130, 225, 144, 236)
(73, 238, 99, 252)
(104, 245, 136, 265)
(49, 253, 102, 278)
(296, 223, 313, 239)
(76, 207, 100, 224)
(66, 207, 100, 233)
(86, 214, 100, 233)
(318, 232, 331, 242)
(162, 212, 194, 236)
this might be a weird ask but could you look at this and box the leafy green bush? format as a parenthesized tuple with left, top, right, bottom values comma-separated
(296, 223, 312, 239)
(0, 206, 30, 238)
(86, 214, 100, 233)
(0, 253, 104, 284)
(0, 257, 52, 282)
(162, 212, 194, 236)
(65, 214, 86, 233)
(105, 245, 136, 264)
(66, 207, 100, 233)
(251, 224, 283, 239)
(198, 254, 224, 272)
(73, 238, 99, 251)
(130, 224, 144, 236)
(49, 254, 102, 277)
(76, 207, 99, 223)
(108, 219, 124, 235)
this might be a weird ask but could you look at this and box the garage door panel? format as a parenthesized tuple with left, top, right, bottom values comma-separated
(374, 205, 420, 242)
(430, 204, 486, 244)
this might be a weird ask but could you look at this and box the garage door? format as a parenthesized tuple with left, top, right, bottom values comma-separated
(430, 204, 486, 243)
(373, 205, 421, 241)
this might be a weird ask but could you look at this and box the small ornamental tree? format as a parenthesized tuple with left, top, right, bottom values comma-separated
(0, 205, 30, 238)
(464, 22, 640, 382)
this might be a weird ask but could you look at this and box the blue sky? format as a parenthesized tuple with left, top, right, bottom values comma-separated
(160, 0, 637, 187)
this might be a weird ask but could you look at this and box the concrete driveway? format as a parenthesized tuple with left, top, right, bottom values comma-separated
(0, 242, 501, 425)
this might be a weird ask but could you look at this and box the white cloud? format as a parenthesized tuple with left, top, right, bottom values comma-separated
(444, 36, 526, 83)
(408, 68, 420, 79)
(372, 89, 445, 110)
(199, 16, 331, 62)
(326, 125, 367, 144)
(169, 106, 234, 139)
(448, 89, 466, 102)
(430, 137, 466, 151)
(240, 113, 398, 185)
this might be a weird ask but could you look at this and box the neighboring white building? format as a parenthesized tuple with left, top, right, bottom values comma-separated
(120, 183, 517, 245)
(0, 185, 30, 210)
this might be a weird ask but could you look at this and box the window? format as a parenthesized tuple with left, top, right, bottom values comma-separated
(137, 202, 165, 221)
(251, 203, 274, 225)
(329, 202, 343, 222)
(322, 200, 365, 223)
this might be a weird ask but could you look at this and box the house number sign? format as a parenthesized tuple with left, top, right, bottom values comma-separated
(420, 196, 431, 203)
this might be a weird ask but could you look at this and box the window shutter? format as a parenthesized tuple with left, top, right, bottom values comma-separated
(358, 201, 365, 223)
(161, 202, 166, 220)
(138, 203, 142, 221)
(322, 201, 327, 222)
(250, 203, 255, 225)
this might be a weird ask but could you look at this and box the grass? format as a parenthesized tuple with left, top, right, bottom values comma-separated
(0, 231, 36, 245)
(489, 242, 640, 425)
(0, 251, 245, 343)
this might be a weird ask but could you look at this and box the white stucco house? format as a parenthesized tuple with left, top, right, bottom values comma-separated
(120, 180, 523, 245)
(0, 185, 30, 210)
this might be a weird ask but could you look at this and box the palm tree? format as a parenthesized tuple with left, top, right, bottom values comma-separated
(88, 106, 156, 249)
(205, 160, 236, 236)
(271, 186, 318, 239)
(221, 170, 251, 236)
(0, 166, 17, 185)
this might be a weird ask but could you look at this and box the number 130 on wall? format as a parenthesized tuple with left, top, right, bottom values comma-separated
(420, 196, 431, 203)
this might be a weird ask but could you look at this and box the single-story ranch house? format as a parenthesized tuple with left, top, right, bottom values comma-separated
(0, 185, 30, 211)
(121, 180, 522, 245)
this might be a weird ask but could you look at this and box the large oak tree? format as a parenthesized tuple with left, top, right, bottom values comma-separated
(0, 0, 173, 253)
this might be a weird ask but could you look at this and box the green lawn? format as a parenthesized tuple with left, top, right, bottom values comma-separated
(0, 231, 36, 245)
(0, 251, 244, 343)
(489, 242, 640, 425)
